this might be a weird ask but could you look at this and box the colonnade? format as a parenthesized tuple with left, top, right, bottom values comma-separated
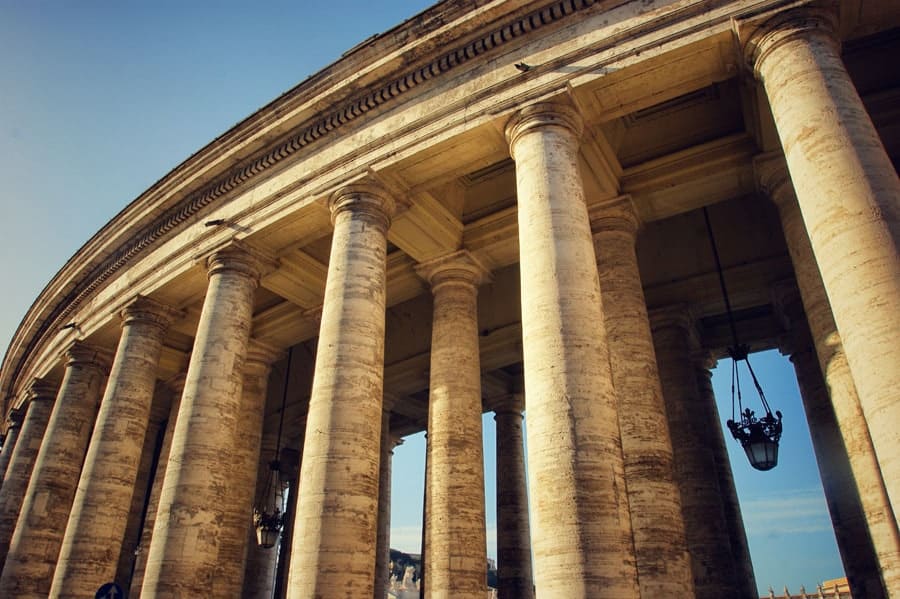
(0, 6, 897, 598)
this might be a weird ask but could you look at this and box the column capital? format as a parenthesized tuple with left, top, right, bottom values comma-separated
(742, 5, 839, 79)
(26, 377, 58, 403)
(329, 180, 396, 231)
(648, 304, 697, 336)
(493, 393, 525, 415)
(588, 195, 640, 238)
(504, 102, 583, 159)
(753, 152, 793, 207)
(5, 407, 24, 429)
(62, 341, 112, 372)
(204, 240, 276, 282)
(165, 372, 188, 397)
(415, 249, 490, 291)
(120, 295, 182, 330)
(246, 339, 284, 369)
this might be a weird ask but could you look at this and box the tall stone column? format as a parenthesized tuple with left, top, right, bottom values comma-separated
(374, 397, 400, 599)
(0, 342, 111, 597)
(213, 340, 281, 598)
(780, 320, 886, 599)
(128, 374, 185, 598)
(760, 158, 899, 597)
(694, 353, 756, 599)
(493, 394, 534, 599)
(0, 409, 23, 487)
(287, 183, 394, 598)
(140, 243, 268, 597)
(418, 250, 489, 599)
(746, 7, 900, 511)
(50, 297, 178, 598)
(505, 102, 639, 599)
(590, 196, 695, 597)
(650, 308, 738, 599)
(0, 378, 56, 571)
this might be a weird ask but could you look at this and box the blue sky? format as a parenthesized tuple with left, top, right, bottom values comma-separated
(0, 1, 844, 595)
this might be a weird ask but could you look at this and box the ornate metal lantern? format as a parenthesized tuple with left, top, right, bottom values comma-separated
(704, 208, 784, 471)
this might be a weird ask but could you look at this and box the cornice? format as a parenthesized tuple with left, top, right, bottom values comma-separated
(2, 0, 604, 397)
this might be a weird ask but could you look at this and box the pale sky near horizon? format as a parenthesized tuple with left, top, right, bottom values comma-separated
(0, 1, 845, 594)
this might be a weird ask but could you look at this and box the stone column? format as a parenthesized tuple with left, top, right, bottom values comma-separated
(759, 156, 900, 597)
(374, 397, 400, 599)
(0, 378, 56, 571)
(242, 431, 280, 599)
(0, 342, 111, 597)
(694, 353, 757, 599)
(493, 394, 533, 599)
(418, 250, 489, 599)
(780, 321, 886, 599)
(590, 196, 695, 597)
(287, 182, 394, 598)
(128, 374, 185, 598)
(505, 102, 639, 599)
(0, 409, 24, 486)
(213, 340, 281, 598)
(650, 308, 738, 599)
(746, 7, 900, 511)
(50, 297, 178, 598)
(140, 243, 268, 597)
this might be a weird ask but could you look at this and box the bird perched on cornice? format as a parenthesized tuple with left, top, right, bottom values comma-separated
(514, 62, 531, 72)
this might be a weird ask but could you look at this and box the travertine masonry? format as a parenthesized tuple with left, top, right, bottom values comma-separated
(506, 102, 638, 599)
(591, 196, 694, 597)
(0, 378, 56, 571)
(494, 394, 533, 599)
(650, 308, 738, 599)
(761, 158, 900, 597)
(748, 8, 900, 514)
(374, 397, 399, 599)
(214, 340, 280, 598)
(50, 296, 178, 598)
(140, 244, 265, 597)
(419, 250, 489, 599)
(0, 342, 110, 598)
(0, 409, 22, 486)
(288, 183, 394, 598)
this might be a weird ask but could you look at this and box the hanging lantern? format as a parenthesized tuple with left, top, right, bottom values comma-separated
(253, 460, 286, 548)
(703, 207, 784, 471)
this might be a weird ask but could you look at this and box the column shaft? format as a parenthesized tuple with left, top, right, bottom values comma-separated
(761, 160, 899, 597)
(749, 9, 900, 511)
(243, 432, 280, 599)
(650, 309, 738, 599)
(494, 396, 533, 599)
(128, 376, 184, 598)
(140, 245, 264, 597)
(419, 251, 489, 599)
(506, 102, 638, 598)
(0, 379, 56, 571)
(591, 198, 694, 596)
(0, 410, 23, 487)
(287, 184, 394, 597)
(0, 343, 110, 597)
(695, 357, 756, 599)
(51, 297, 176, 598)
(374, 406, 397, 599)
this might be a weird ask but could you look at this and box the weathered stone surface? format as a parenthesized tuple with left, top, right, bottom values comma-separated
(650, 308, 738, 599)
(494, 394, 533, 599)
(288, 183, 394, 598)
(506, 102, 638, 599)
(0, 342, 110, 597)
(762, 157, 899, 598)
(0, 378, 56, 572)
(419, 250, 489, 599)
(0, 408, 23, 489)
(140, 244, 265, 597)
(50, 296, 178, 598)
(591, 196, 694, 597)
(747, 6, 900, 516)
